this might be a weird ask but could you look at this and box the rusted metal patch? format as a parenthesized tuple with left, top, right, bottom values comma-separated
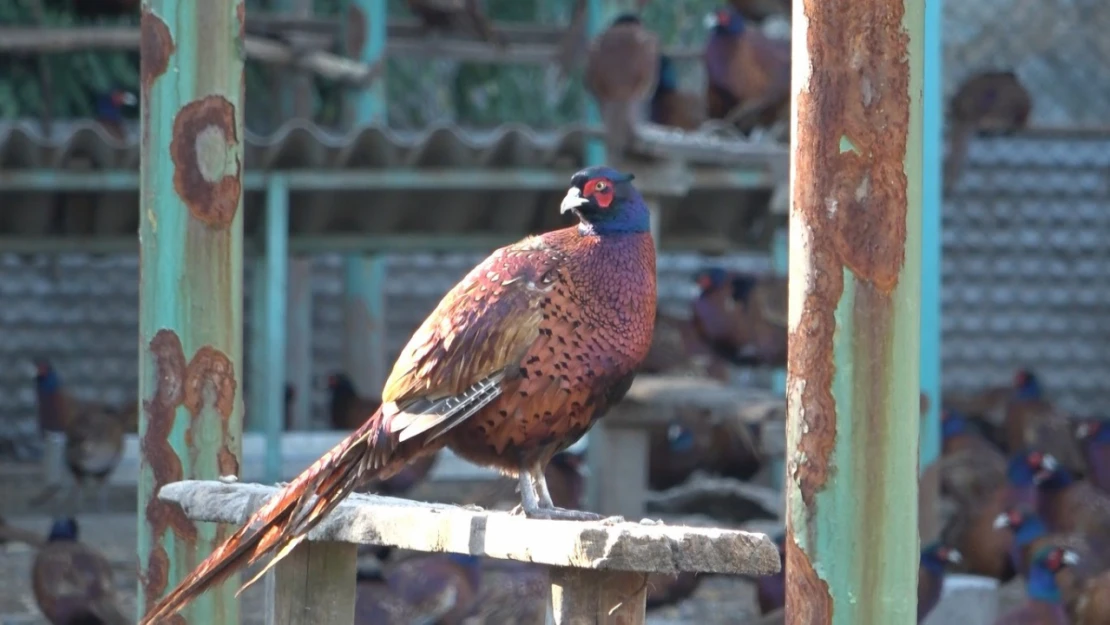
(171, 96, 242, 229)
(184, 346, 240, 477)
(141, 330, 198, 608)
(798, 0, 911, 295)
(140, 10, 174, 98)
(784, 533, 832, 624)
(346, 5, 368, 59)
(790, 0, 913, 507)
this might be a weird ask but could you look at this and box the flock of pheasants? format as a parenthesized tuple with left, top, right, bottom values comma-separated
(0, 1, 1076, 624)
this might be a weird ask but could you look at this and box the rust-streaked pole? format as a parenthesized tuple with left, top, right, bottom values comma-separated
(137, 2, 245, 623)
(785, 0, 923, 623)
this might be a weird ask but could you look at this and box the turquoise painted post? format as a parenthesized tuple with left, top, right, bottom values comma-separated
(286, 259, 315, 430)
(248, 263, 267, 433)
(347, 0, 387, 125)
(343, 257, 388, 405)
(583, 0, 607, 166)
(137, 2, 244, 623)
(920, 0, 943, 471)
(262, 176, 290, 482)
(769, 228, 787, 492)
(784, 0, 923, 623)
(343, 0, 389, 405)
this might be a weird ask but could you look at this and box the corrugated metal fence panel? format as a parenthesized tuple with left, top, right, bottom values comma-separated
(942, 131, 1110, 414)
(0, 250, 771, 446)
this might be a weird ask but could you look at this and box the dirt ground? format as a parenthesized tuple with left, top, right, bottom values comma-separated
(0, 466, 761, 624)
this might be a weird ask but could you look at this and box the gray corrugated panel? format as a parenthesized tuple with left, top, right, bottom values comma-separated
(0, 249, 773, 441)
(942, 131, 1110, 414)
(0, 119, 785, 250)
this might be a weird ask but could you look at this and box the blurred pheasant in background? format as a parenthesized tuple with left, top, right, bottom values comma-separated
(355, 552, 483, 624)
(584, 14, 660, 162)
(31, 517, 130, 625)
(406, 0, 506, 47)
(704, 6, 790, 137)
(650, 55, 704, 131)
(918, 543, 963, 622)
(727, 0, 790, 21)
(944, 70, 1032, 194)
(690, 267, 787, 368)
(993, 544, 1077, 625)
(92, 88, 138, 141)
(1075, 418, 1110, 493)
(138, 165, 658, 624)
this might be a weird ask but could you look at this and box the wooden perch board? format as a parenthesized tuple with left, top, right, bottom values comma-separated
(159, 480, 781, 577)
(611, 375, 785, 427)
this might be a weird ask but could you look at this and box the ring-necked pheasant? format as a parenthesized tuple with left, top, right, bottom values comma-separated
(139, 165, 658, 624)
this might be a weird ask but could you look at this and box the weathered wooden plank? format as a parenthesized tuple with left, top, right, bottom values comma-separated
(264, 540, 357, 625)
(158, 480, 781, 577)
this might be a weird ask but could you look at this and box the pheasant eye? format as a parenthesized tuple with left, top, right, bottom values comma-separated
(584, 178, 614, 208)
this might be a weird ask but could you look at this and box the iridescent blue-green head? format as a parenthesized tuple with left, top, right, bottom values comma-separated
(1012, 368, 1042, 400)
(993, 507, 1048, 547)
(47, 517, 79, 542)
(561, 166, 650, 235)
(920, 542, 962, 576)
(706, 6, 746, 37)
(941, 409, 971, 441)
(1026, 545, 1078, 603)
(32, 358, 62, 394)
(693, 267, 730, 293)
(656, 55, 679, 94)
(1006, 450, 1065, 488)
(1077, 418, 1110, 443)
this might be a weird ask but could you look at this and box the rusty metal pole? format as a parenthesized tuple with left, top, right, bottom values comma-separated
(137, 2, 245, 624)
(785, 0, 924, 623)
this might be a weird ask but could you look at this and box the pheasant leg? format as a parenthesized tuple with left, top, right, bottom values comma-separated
(519, 464, 604, 522)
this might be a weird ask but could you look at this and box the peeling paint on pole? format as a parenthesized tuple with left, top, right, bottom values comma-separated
(785, 0, 924, 623)
(138, 2, 245, 624)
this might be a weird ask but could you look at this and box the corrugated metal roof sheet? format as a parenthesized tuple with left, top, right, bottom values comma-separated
(0, 119, 788, 252)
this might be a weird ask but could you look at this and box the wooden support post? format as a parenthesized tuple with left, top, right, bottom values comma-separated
(343, 257, 388, 399)
(549, 568, 647, 624)
(264, 541, 357, 625)
(918, 0, 945, 544)
(785, 0, 923, 624)
(589, 375, 783, 519)
(137, 2, 245, 623)
(159, 479, 782, 625)
(285, 258, 314, 430)
(262, 175, 290, 483)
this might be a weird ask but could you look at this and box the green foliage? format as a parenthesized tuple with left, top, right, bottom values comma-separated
(0, 0, 725, 130)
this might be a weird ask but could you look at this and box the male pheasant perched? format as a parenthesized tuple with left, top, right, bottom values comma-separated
(584, 14, 660, 161)
(994, 544, 1078, 625)
(944, 70, 1032, 193)
(139, 165, 658, 624)
(704, 6, 791, 136)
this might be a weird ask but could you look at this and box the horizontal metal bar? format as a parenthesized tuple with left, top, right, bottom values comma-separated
(0, 233, 770, 255)
(0, 167, 779, 193)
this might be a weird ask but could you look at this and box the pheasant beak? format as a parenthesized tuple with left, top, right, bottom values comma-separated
(992, 513, 1012, 529)
(118, 91, 138, 107)
(560, 187, 590, 214)
(1076, 423, 1091, 438)
(945, 548, 964, 564)
(1062, 550, 1080, 566)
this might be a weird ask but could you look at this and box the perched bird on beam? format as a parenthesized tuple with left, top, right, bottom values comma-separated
(704, 6, 791, 136)
(584, 13, 660, 162)
(944, 70, 1032, 194)
(139, 165, 657, 624)
(406, 0, 506, 47)
(650, 55, 705, 131)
